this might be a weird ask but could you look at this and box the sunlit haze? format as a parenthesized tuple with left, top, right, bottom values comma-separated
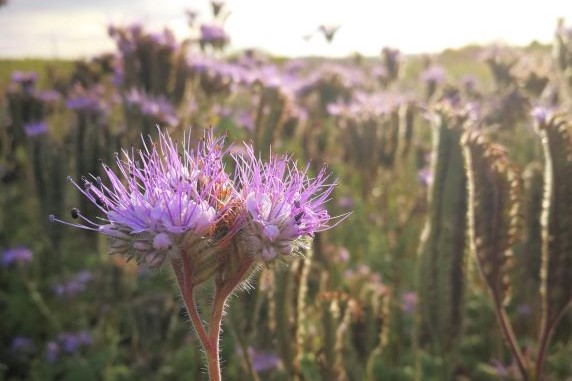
(1, 0, 572, 58)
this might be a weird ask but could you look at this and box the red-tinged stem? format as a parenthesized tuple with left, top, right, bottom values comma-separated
(493, 298, 529, 380)
(207, 258, 255, 381)
(171, 258, 212, 354)
(535, 304, 571, 380)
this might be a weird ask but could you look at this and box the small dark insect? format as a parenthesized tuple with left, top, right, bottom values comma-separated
(294, 211, 304, 224)
(71, 208, 80, 219)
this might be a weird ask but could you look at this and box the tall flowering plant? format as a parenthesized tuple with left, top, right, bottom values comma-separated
(51, 128, 340, 381)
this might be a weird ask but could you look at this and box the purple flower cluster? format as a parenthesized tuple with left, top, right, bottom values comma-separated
(199, 23, 229, 49)
(234, 147, 334, 261)
(24, 121, 49, 137)
(420, 65, 446, 84)
(247, 347, 280, 372)
(11, 336, 35, 355)
(109, 24, 178, 55)
(327, 91, 405, 119)
(53, 128, 338, 269)
(11, 71, 38, 92)
(53, 270, 93, 297)
(45, 331, 92, 362)
(66, 85, 109, 115)
(125, 89, 178, 126)
(1, 247, 33, 267)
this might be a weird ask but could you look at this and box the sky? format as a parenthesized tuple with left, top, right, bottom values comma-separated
(1, 0, 572, 59)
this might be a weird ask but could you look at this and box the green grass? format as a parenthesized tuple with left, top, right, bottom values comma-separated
(0, 59, 74, 89)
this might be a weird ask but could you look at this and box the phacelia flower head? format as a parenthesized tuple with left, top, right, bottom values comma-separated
(233, 147, 337, 263)
(51, 128, 235, 269)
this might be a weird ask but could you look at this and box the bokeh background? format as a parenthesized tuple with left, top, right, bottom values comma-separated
(1, 1, 572, 380)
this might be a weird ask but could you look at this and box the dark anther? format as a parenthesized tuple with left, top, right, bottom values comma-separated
(71, 208, 80, 219)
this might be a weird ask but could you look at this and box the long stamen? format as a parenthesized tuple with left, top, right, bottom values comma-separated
(48, 215, 99, 231)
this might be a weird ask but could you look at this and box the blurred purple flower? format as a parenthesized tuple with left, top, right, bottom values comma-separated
(46, 341, 60, 363)
(336, 246, 350, 263)
(421, 66, 446, 84)
(200, 23, 229, 48)
(418, 167, 433, 187)
(24, 121, 49, 137)
(53, 270, 93, 297)
(45, 331, 91, 362)
(382, 47, 400, 61)
(337, 196, 354, 210)
(460, 75, 478, 92)
(57, 331, 92, 354)
(37, 90, 61, 104)
(66, 86, 108, 115)
(11, 336, 35, 354)
(211, 104, 232, 118)
(11, 71, 38, 91)
(112, 62, 124, 87)
(248, 347, 280, 372)
(491, 359, 510, 377)
(125, 89, 178, 126)
(531, 106, 556, 126)
(1, 247, 33, 267)
(140, 97, 178, 125)
(148, 29, 177, 50)
(401, 291, 417, 314)
(235, 111, 255, 132)
(517, 304, 532, 317)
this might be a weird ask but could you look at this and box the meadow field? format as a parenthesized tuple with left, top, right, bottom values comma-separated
(1, 4, 572, 381)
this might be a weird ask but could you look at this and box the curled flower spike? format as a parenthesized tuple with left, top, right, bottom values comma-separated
(233, 146, 339, 263)
(50, 128, 235, 269)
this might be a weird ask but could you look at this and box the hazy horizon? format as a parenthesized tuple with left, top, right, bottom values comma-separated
(1, 0, 571, 59)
